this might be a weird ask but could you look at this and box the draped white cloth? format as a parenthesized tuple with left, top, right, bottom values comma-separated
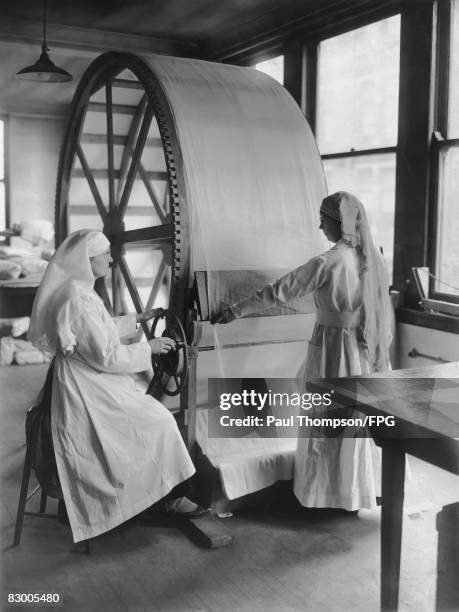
(147, 56, 329, 502)
(150, 56, 327, 307)
(28, 230, 195, 542)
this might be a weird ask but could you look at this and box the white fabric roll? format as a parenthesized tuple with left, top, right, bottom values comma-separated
(151, 56, 327, 310)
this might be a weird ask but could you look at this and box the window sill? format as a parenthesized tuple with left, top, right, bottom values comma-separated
(396, 307, 459, 334)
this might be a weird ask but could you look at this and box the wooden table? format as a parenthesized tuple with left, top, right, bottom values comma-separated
(310, 362, 459, 611)
(0, 280, 39, 317)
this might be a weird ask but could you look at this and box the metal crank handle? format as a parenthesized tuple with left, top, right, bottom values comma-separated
(151, 307, 167, 318)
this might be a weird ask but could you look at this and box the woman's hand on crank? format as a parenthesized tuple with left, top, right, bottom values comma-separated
(136, 308, 165, 324)
(148, 337, 176, 355)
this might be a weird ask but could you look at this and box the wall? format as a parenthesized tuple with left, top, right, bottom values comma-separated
(8, 115, 65, 231)
(397, 322, 459, 369)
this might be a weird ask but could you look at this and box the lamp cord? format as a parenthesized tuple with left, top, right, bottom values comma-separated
(43, 0, 47, 49)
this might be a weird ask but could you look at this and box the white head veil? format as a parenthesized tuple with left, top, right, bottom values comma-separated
(28, 229, 110, 354)
(320, 191, 392, 371)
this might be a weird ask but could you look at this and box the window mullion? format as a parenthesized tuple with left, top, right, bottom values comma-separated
(305, 44, 318, 132)
(429, 0, 459, 302)
(435, 0, 452, 138)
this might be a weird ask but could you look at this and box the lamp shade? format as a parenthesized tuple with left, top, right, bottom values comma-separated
(16, 43, 73, 83)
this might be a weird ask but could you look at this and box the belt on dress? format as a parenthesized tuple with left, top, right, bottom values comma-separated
(316, 309, 361, 328)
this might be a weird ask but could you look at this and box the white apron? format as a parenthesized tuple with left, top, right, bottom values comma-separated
(51, 291, 195, 542)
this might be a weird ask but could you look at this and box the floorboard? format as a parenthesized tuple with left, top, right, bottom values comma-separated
(1, 364, 457, 612)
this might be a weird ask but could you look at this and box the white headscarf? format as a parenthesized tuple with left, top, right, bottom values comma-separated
(320, 191, 392, 372)
(28, 230, 110, 354)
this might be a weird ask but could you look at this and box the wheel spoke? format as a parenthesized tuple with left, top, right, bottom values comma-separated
(116, 93, 166, 222)
(162, 182, 169, 213)
(118, 103, 154, 219)
(138, 163, 167, 224)
(117, 96, 148, 205)
(118, 255, 150, 337)
(134, 258, 168, 342)
(72, 169, 166, 180)
(146, 258, 168, 309)
(76, 145, 107, 222)
(110, 264, 126, 316)
(81, 134, 126, 145)
(111, 224, 174, 245)
(88, 102, 137, 115)
(70, 204, 155, 216)
(112, 78, 143, 90)
(111, 264, 118, 315)
(81, 133, 161, 147)
(94, 278, 114, 315)
(106, 79, 116, 213)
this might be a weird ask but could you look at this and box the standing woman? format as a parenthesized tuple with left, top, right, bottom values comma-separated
(213, 191, 392, 511)
(28, 229, 201, 544)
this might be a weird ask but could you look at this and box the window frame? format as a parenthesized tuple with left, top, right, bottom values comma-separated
(316, 16, 401, 158)
(220, 1, 458, 333)
(249, 13, 402, 284)
(428, 0, 459, 304)
(0, 115, 9, 245)
(311, 15, 402, 283)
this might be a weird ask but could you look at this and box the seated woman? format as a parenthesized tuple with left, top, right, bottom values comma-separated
(28, 229, 207, 543)
(213, 192, 392, 511)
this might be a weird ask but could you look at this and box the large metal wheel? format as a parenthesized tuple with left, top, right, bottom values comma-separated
(55, 52, 191, 392)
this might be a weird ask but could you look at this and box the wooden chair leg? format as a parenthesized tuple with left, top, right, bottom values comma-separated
(13, 446, 32, 546)
(14, 445, 91, 555)
(39, 490, 47, 513)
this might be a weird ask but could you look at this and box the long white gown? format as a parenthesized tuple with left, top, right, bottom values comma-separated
(51, 290, 195, 542)
(234, 240, 381, 510)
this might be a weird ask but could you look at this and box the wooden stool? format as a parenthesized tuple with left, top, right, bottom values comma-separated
(13, 442, 91, 554)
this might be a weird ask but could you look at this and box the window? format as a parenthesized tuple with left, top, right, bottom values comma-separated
(0, 118, 6, 238)
(254, 56, 284, 85)
(432, 0, 459, 299)
(316, 16, 401, 278)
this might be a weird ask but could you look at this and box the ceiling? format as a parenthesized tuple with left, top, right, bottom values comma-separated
(0, 0, 396, 117)
(2, 0, 353, 51)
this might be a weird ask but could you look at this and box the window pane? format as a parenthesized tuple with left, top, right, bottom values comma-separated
(0, 182, 4, 232)
(435, 146, 459, 296)
(254, 56, 284, 85)
(0, 119, 4, 234)
(0, 120, 3, 181)
(449, 0, 459, 137)
(323, 153, 395, 279)
(317, 16, 400, 154)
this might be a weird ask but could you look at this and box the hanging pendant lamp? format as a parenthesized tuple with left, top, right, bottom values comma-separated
(16, 0, 73, 83)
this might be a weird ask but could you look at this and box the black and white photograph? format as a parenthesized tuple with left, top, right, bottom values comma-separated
(0, 1, 458, 611)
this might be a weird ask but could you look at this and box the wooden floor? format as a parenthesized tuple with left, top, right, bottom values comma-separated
(1, 364, 458, 612)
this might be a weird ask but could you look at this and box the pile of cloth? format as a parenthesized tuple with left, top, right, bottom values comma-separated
(0, 219, 54, 282)
(0, 317, 51, 366)
(0, 248, 49, 281)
